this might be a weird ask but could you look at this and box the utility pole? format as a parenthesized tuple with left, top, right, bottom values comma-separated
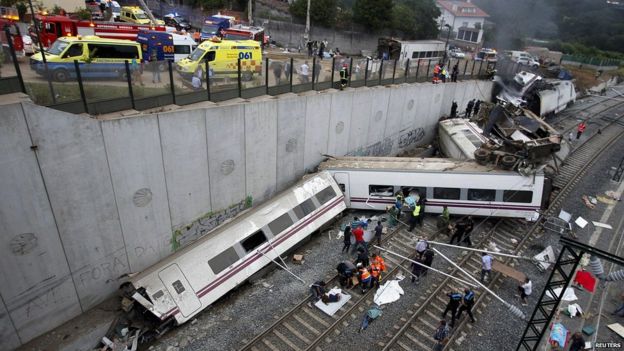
(248, 0, 253, 25)
(304, 0, 310, 41)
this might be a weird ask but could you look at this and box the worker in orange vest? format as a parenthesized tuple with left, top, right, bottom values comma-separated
(357, 263, 372, 293)
(370, 253, 386, 288)
(433, 63, 441, 83)
(576, 121, 586, 139)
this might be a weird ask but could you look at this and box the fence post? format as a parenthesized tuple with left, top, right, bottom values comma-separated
(478, 60, 483, 77)
(330, 56, 336, 88)
(426, 59, 432, 80)
(206, 59, 211, 101)
(348, 57, 353, 87)
(5, 27, 26, 93)
(73, 60, 88, 114)
(364, 58, 369, 85)
(463, 60, 469, 77)
(289, 57, 293, 92)
(168, 60, 176, 105)
(392, 59, 397, 83)
(378, 59, 383, 85)
(265, 57, 269, 94)
(470, 60, 476, 77)
(124, 60, 135, 110)
(312, 56, 316, 90)
(405, 59, 410, 79)
(237, 58, 242, 98)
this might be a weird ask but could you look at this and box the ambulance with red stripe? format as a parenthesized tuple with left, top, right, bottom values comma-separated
(175, 37, 261, 81)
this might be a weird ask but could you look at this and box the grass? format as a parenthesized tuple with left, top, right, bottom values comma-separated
(25, 82, 171, 106)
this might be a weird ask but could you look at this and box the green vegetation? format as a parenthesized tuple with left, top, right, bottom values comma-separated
(290, 0, 338, 28)
(353, 0, 393, 32)
(391, 0, 440, 39)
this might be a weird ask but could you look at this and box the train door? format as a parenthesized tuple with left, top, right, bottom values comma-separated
(333, 172, 350, 207)
(158, 264, 201, 318)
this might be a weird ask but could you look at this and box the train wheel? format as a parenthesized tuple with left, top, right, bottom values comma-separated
(474, 148, 491, 165)
(501, 155, 517, 169)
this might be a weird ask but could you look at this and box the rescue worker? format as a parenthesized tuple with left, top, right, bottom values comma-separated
(339, 63, 349, 90)
(576, 120, 587, 139)
(411, 259, 425, 283)
(465, 99, 475, 118)
(440, 65, 447, 83)
(456, 288, 476, 323)
(356, 246, 369, 267)
(357, 263, 372, 293)
(433, 63, 441, 83)
(374, 221, 383, 246)
(442, 290, 463, 327)
(473, 100, 481, 117)
(394, 194, 404, 220)
(417, 196, 426, 227)
(450, 101, 458, 118)
(337, 260, 356, 288)
(309, 280, 326, 302)
(449, 220, 466, 245)
(408, 203, 422, 232)
(437, 205, 451, 231)
(370, 253, 386, 287)
(451, 63, 459, 82)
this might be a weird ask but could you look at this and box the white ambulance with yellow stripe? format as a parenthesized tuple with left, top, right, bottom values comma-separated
(175, 37, 262, 81)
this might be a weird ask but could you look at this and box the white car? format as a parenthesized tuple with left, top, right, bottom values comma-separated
(517, 57, 539, 68)
(449, 49, 465, 58)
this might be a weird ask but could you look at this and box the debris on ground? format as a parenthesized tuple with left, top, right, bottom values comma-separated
(292, 254, 305, 265)
(581, 195, 596, 209)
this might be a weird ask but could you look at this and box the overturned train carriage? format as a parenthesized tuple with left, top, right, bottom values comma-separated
(124, 171, 346, 331)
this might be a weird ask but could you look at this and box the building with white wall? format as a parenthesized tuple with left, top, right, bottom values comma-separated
(436, 0, 489, 46)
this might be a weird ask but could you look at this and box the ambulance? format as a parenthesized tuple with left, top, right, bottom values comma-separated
(175, 37, 261, 81)
(120, 6, 164, 25)
(30, 35, 142, 82)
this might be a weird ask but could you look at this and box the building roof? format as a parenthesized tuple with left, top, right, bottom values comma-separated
(437, 0, 489, 18)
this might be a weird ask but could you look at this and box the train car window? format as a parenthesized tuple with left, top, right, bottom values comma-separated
(172, 280, 185, 294)
(315, 186, 337, 205)
(467, 189, 496, 201)
(153, 290, 164, 299)
(268, 213, 294, 235)
(241, 230, 267, 253)
(208, 247, 240, 274)
(294, 198, 317, 219)
(433, 187, 461, 200)
(369, 185, 394, 197)
(400, 186, 426, 198)
(503, 190, 533, 203)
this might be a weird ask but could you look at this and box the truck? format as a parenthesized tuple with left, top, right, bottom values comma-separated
(0, 15, 24, 58)
(223, 24, 265, 46)
(31, 14, 167, 49)
(137, 30, 197, 70)
(200, 15, 234, 41)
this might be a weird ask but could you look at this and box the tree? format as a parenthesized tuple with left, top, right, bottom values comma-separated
(391, 0, 440, 39)
(290, 0, 338, 27)
(353, 0, 393, 33)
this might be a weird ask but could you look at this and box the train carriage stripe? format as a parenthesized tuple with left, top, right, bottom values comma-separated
(349, 197, 540, 211)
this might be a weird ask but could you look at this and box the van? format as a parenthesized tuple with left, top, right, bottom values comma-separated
(175, 37, 261, 81)
(30, 35, 142, 81)
(120, 6, 164, 25)
(475, 48, 497, 62)
(137, 30, 197, 70)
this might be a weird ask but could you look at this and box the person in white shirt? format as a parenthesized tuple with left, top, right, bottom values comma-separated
(481, 252, 493, 282)
(300, 61, 310, 83)
(518, 277, 532, 305)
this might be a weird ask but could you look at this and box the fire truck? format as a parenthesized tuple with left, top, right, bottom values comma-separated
(223, 24, 266, 46)
(0, 7, 24, 58)
(32, 14, 167, 49)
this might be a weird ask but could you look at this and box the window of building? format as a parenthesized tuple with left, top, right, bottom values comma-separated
(433, 187, 461, 200)
(293, 198, 317, 219)
(369, 185, 394, 197)
(268, 213, 294, 235)
(467, 188, 496, 201)
(470, 31, 479, 42)
(208, 247, 240, 274)
(241, 230, 267, 253)
(503, 190, 533, 203)
(315, 186, 337, 205)
(172, 280, 185, 294)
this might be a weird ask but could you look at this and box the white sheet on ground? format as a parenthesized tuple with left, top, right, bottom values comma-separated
(546, 287, 578, 301)
(373, 279, 404, 306)
(575, 217, 588, 229)
(314, 287, 351, 316)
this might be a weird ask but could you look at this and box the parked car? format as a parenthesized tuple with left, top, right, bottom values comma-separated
(517, 56, 540, 68)
(163, 13, 191, 31)
(449, 48, 465, 58)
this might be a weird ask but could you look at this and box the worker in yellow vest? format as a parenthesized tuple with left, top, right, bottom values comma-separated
(409, 204, 421, 232)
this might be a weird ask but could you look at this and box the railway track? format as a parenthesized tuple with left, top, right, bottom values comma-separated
(239, 99, 624, 351)
(380, 103, 624, 351)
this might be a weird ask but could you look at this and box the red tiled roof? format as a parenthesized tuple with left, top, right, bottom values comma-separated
(437, 0, 489, 18)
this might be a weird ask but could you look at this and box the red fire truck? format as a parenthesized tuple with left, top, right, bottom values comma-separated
(0, 8, 24, 58)
(32, 15, 167, 49)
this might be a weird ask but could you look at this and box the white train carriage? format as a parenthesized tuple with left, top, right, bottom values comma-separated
(126, 171, 346, 326)
(319, 157, 548, 221)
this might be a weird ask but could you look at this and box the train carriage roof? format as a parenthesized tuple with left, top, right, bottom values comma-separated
(318, 157, 534, 175)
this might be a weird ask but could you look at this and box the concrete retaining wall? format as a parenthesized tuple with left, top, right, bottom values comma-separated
(0, 80, 491, 349)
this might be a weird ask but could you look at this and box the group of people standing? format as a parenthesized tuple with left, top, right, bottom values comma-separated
(306, 39, 329, 59)
(449, 98, 481, 119)
(433, 63, 460, 84)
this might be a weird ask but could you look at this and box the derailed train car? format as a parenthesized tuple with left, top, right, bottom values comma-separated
(122, 171, 346, 335)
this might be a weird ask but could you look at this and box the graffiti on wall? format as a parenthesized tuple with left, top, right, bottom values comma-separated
(398, 127, 426, 149)
(346, 137, 394, 157)
(171, 196, 253, 251)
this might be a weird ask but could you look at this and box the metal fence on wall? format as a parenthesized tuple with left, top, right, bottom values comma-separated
(2, 33, 493, 116)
